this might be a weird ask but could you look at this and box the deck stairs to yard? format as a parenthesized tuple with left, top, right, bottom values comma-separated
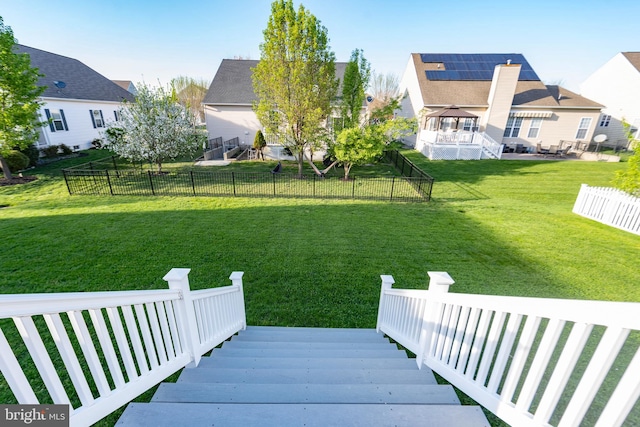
(116, 326, 490, 427)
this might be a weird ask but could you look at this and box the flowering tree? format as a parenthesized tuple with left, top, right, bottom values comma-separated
(104, 84, 205, 172)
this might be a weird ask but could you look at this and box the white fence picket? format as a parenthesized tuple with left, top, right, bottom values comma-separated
(573, 184, 640, 235)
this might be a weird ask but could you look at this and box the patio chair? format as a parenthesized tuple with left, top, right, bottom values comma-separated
(547, 145, 559, 156)
(536, 143, 549, 155)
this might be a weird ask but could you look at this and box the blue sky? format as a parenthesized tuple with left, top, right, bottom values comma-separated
(1, 0, 639, 92)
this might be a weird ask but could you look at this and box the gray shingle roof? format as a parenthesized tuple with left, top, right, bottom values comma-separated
(15, 44, 135, 103)
(203, 59, 348, 105)
(410, 53, 601, 109)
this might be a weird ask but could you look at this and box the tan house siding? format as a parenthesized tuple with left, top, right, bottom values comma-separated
(502, 110, 601, 148)
(203, 105, 261, 145)
(481, 64, 521, 142)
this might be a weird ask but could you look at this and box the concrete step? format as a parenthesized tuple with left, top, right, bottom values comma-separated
(222, 340, 396, 350)
(210, 347, 405, 359)
(197, 356, 419, 370)
(233, 326, 386, 343)
(116, 403, 491, 427)
(177, 367, 438, 385)
(152, 383, 460, 404)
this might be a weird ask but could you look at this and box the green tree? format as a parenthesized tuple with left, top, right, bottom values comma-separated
(103, 84, 206, 173)
(252, 0, 338, 176)
(253, 129, 267, 160)
(333, 126, 385, 180)
(613, 120, 640, 196)
(333, 98, 416, 180)
(0, 17, 45, 179)
(340, 49, 370, 130)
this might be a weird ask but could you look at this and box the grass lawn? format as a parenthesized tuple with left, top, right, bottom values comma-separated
(0, 149, 638, 426)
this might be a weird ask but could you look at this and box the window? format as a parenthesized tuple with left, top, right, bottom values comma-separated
(90, 110, 104, 128)
(462, 118, 474, 131)
(599, 114, 611, 127)
(527, 118, 542, 138)
(503, 117, 523, 137)
(575, 117, 592, 139)
(44, 109, 68, 132)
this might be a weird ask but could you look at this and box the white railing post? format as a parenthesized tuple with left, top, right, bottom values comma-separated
(416, 271, 455, 368)
(376, 275, 395, 333)
(163, 268, 201, 368)
(229, 271, 247, 330)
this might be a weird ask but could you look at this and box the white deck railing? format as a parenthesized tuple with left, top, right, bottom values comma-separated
(573, 184, 640, 235)
(416, 131, 503, 160)
(377, 272, 640, 427)
(0, 268, 246, 427)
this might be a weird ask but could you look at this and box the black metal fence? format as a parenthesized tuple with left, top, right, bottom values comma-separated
(63, 152, 434, 202)
(385, 150, 434, 200)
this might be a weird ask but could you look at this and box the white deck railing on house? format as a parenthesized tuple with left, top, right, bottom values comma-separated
(0, 268, 246, 427)
(573, 184, 640, 235)
(377, 272, 640, 427)
(416, 131, 503, 160)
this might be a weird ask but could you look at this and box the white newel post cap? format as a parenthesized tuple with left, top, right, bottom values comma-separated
(380, 275, 395, 289)
(163, 268, 192, 289)
(428, 271, 454, 293)
(229, 271, 244, 281)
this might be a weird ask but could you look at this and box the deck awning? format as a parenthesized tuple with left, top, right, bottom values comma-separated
(509, 111, 553, 118)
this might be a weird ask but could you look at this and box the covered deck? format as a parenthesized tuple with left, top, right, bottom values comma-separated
(416, 106, 503, 160)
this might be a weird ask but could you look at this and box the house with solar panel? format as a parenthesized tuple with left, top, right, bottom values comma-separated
(16, 45, 135, 152)
(398, 53, 603, 160)
(580, 52, 640, 150)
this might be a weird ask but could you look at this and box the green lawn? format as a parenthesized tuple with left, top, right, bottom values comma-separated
(0, 150, 638, 426)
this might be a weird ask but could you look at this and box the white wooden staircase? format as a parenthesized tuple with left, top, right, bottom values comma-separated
(116, 326, 490, 426)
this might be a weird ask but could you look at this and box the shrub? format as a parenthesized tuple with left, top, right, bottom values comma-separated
(59, 144, 73, 155)
(41, 145, 60, 158)
(91, 138, 103, 149)
(253, 130, 267, 160)
(18, 144, 40, 167)
(1, 150, 30, 172)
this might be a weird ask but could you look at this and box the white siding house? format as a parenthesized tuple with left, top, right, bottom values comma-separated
(17, 45, 135, 151)
(399, 53, 603, 158)
(580, 52, 640, 149)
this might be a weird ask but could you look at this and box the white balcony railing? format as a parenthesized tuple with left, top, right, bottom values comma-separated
(377, 272, 640, 427)
(416, 131, 503, 160)
(0, 268, 246, 427)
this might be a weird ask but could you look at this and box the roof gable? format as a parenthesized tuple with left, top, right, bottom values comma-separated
(15, 45, 135, 103)
(203, 59, 348, 105)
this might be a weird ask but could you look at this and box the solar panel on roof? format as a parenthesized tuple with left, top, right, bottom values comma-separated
(420, 53, 540, 81)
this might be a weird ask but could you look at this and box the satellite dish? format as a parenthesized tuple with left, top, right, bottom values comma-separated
(593, 134, 607, 143)
(53, 81, 66, 89)
(366, 95, 373, 103)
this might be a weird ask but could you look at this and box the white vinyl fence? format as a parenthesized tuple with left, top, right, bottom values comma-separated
(573, 184, 640, 235)
(0, 268, 246, 427)
(377, 272, 640, 427)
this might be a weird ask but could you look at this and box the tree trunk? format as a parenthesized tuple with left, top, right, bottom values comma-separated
(297, 151, 303, 177)
(157, 161, 163, 173)
(0, 155, 13, 180)
(343, 163, 352, 181)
